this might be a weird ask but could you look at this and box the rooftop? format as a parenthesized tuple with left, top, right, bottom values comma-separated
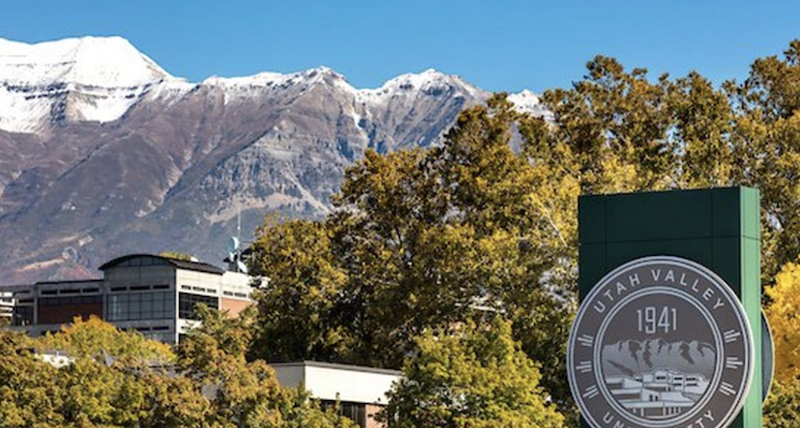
(99, 254, 225, 275)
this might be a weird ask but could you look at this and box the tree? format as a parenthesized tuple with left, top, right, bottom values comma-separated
(531, 56, 675, 194)
(0, 340, 63, 428)
(764, 376, 800, 428)
(760, 255, 800, 427)
(250, 97, 577, 419)
(248, 39, 800, 426)
(0, 318, 209, 428)
(180, 305, 356, 428)
(727, 39, 800, 279)
(38, 315, 174, 362)
(0, 307, 355, 428)
(764, 256, 800, 383)
(248, 219, 356, 364)
(383, 317, 564, 428)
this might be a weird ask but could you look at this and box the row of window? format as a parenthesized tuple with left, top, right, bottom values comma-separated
(107, 292, 175, 322)
(178, 293, 218, 320)
(114, 256, 170, 267)
(181, 285, 216, 294)
(39, 295, 103, 306)
(223, 291, 249, 298)
(110, 284, 170, 293)
(32, 290, 223, 323)
(41, 287, 100, 296)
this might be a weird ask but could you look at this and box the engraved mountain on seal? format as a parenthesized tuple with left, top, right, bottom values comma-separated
(602, 339, 716, 378)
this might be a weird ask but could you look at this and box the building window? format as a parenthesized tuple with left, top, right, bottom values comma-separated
(107, 292, 175, 322)
(146, 332, 176, 344)
(321, 401, 367, 428)
(12, 306, 34, 326)
(178, 293, 218, 320)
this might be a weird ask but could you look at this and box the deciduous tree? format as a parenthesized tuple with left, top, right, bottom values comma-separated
(383, 317, 564, 428)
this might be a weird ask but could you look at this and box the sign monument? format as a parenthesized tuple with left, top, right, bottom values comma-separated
(570, 188, 763, 428)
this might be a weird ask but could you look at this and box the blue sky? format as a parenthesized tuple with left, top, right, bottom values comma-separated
(1, 0, 798, 92)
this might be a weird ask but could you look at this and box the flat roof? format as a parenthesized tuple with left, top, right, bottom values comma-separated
(36, 278, 103, 285)
(270, 360, 402, 376)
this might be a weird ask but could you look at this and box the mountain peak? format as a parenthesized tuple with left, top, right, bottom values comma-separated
(380, 68, 458, 90)
(201, 65, 352, 94)
(0, 36, 178, 132)
(355, 68, 486, 102)
(0, 35, 173, 88)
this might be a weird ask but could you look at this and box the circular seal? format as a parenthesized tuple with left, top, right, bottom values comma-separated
(567, 256, 754, 428)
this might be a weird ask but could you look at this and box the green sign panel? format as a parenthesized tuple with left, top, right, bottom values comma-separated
(570, 187, 763, 428)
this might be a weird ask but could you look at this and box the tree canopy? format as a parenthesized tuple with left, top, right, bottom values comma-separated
(383, 317, 564, 428)
(248, 39, 800, 425)
(38, 316, 174, 361)
(0, 314, 355, 428)
(9, 38, 800, 428)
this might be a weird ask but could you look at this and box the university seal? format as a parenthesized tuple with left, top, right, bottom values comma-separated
(567, 256, 754, 428)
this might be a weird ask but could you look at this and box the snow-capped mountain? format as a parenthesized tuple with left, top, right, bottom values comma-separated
(0, 36, 182, 133)
(508, 89, 551, 118)
(0, 36, 546, 284)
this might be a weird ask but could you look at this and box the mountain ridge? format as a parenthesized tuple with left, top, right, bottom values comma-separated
(0, 36, 533, 135)
(0, 36, 546, 285)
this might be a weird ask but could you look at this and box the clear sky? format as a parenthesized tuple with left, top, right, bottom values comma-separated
(1, 0, 798, 93)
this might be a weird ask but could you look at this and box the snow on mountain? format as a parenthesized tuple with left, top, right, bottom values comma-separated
(0, 36, 551, 285)
(357, 68, 486, 104)
(202, 66, 358, 106)
(0, 36, 171, 86)
(0, 36, 180, 133)
(508, 89, 551, 118)
(0, 36, 545, 134)
(204, 66, 351, 89)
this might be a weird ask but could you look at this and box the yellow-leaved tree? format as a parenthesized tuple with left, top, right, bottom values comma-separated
(763, 257, 800, 427)
(765, 257, 800, 383)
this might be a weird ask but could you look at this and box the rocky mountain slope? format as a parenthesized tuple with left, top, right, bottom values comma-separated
(0, 36, 545, 284)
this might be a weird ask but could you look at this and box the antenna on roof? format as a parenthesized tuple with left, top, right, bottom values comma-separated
(237, 205, 241, 248)
(225, 204, 247, 274)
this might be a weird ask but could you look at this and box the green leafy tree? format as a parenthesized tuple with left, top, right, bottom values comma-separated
(248, 39, 800, 426)
(38, 315, 174, 362)
(0, 321, 208, 428)
(725, 40, 800, 279)
(0, 341, 63, 428)
(248, 219, 356, 364)
(383, 317, 564, 428)
(764, 376, 800, 428)
(180, 305, 356, 428)
(0, 308, 355, 428)
(532, 56, 675, 193)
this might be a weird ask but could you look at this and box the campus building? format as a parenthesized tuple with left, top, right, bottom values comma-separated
(0, 291, 13, 319)
(606, 369, 709, 419)
(1, 254, 254, 343)
(2, 254, 401, 428)
(273, 361, 401, 428)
